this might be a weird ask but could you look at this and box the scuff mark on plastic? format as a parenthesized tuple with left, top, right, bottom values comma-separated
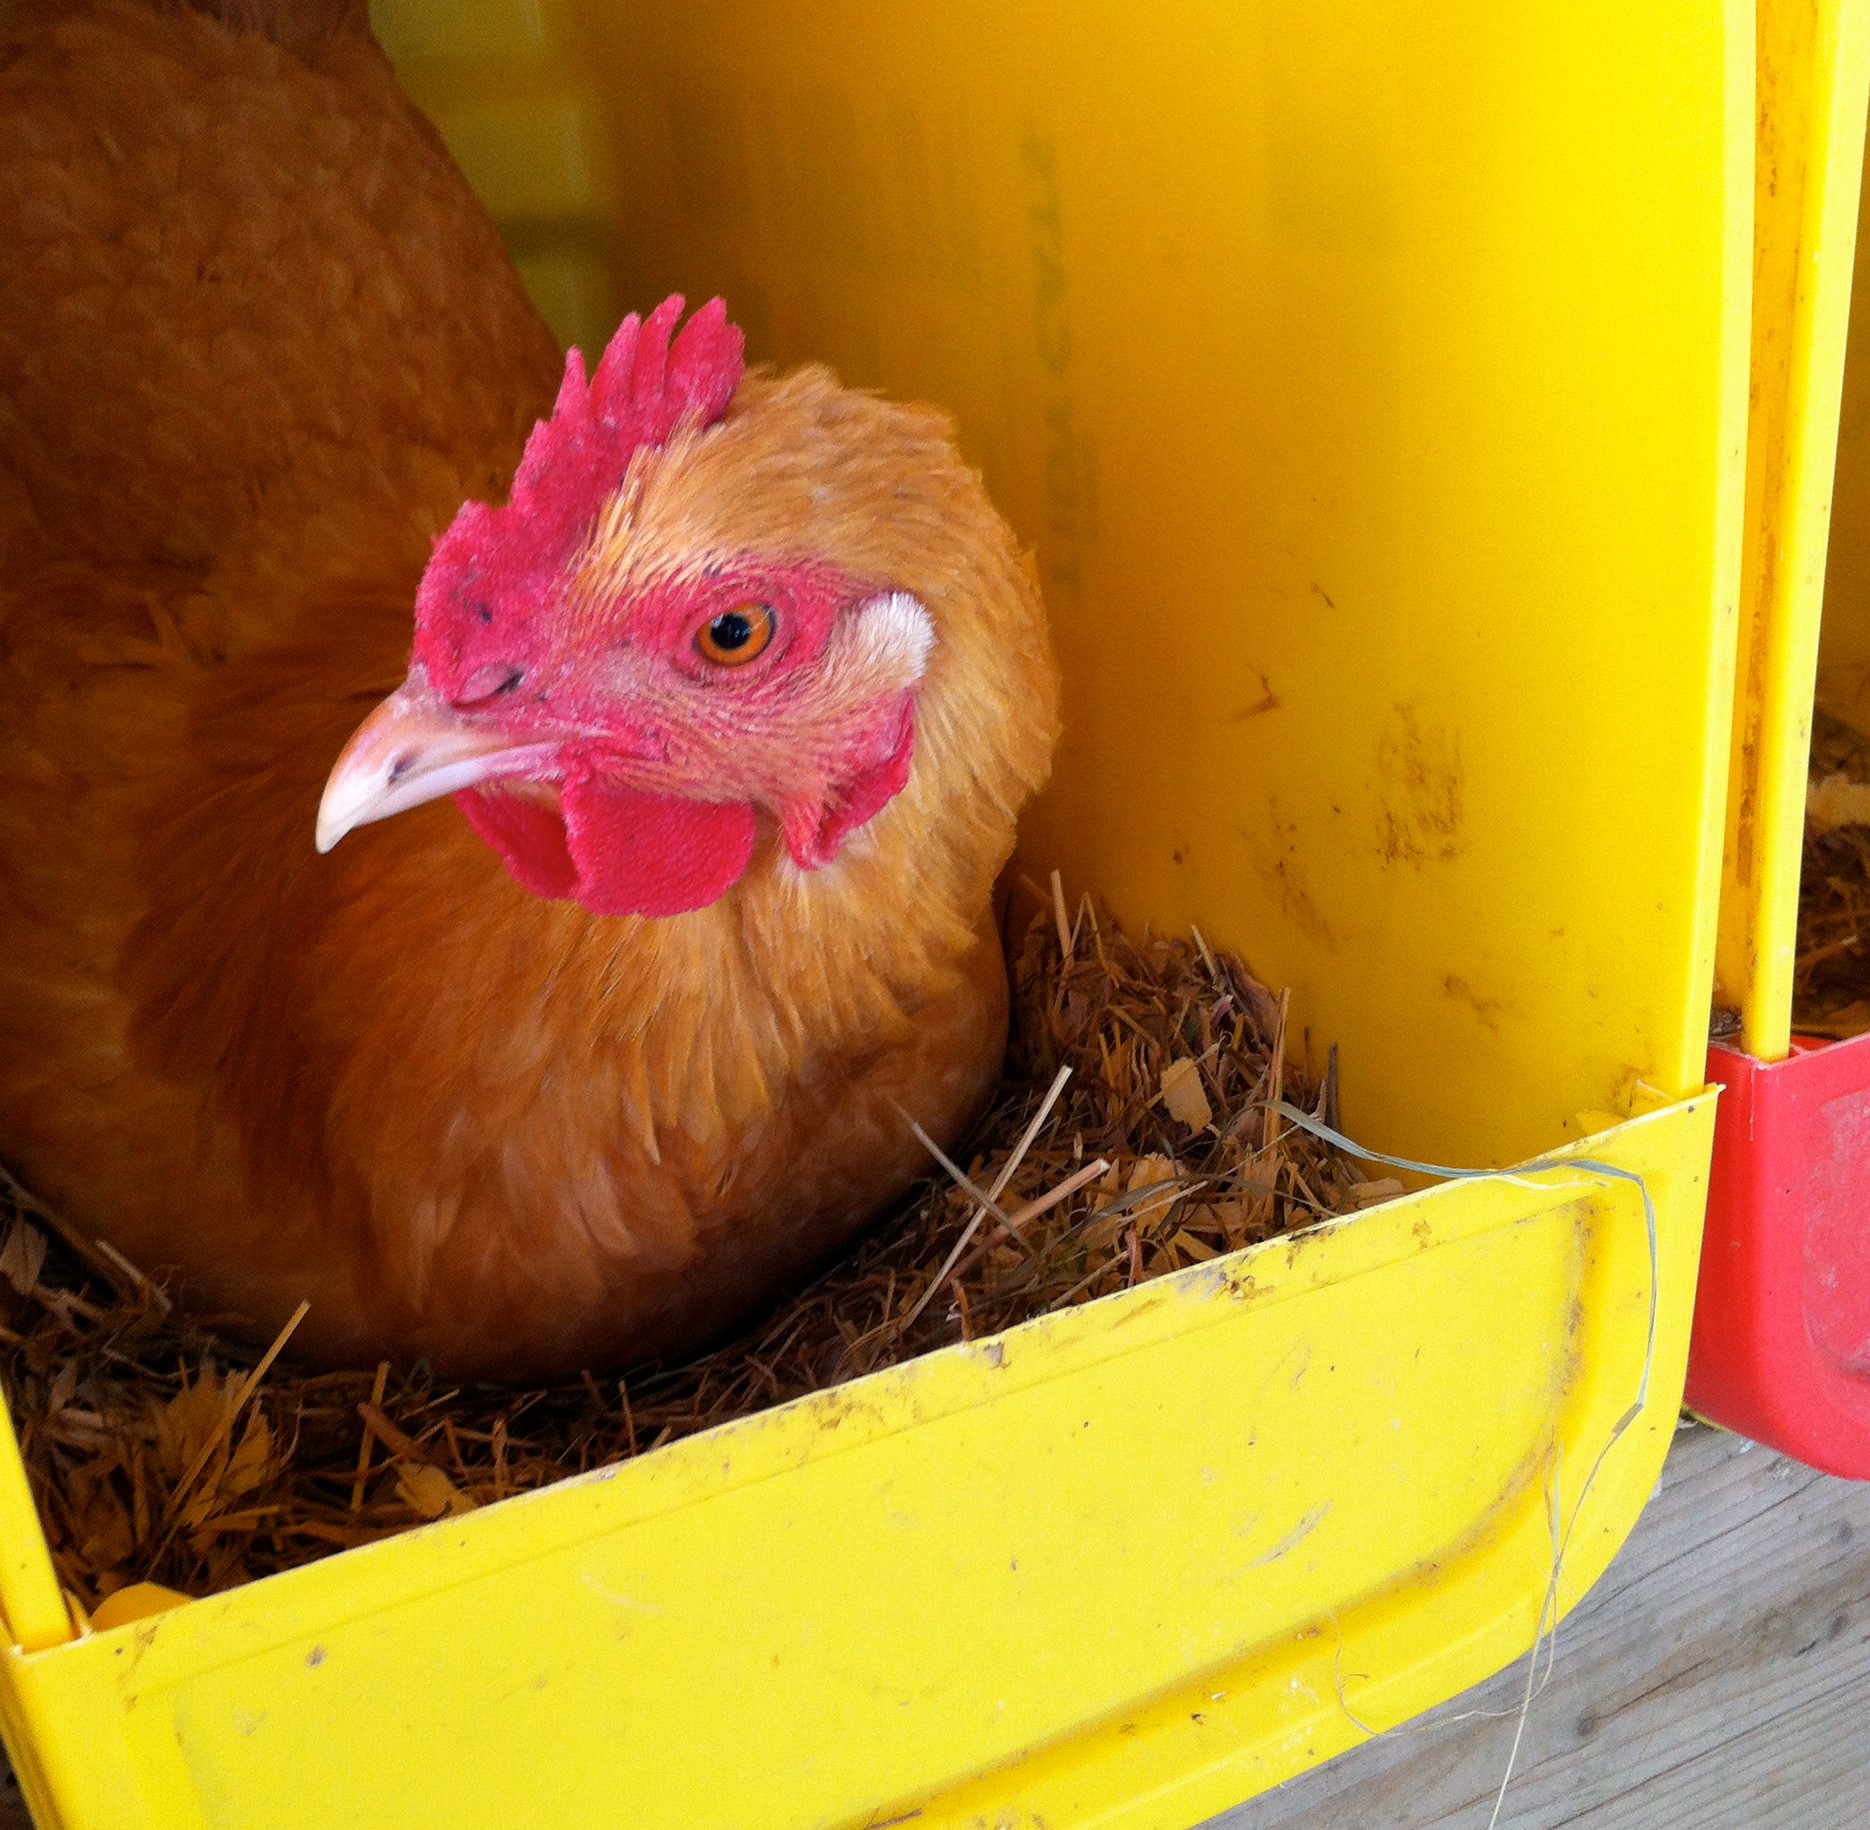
(579, 1571, 663, 1616)
(1247, 1503, 1330, 1569)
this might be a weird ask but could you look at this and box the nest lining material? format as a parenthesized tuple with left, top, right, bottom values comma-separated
(1796, 708, 1870, 1036)
(0, 879, 1370, 1610)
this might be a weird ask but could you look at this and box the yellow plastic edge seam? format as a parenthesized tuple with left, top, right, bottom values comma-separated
(1719, 0, 1814, 1053)
(1670, 0, 1766, 1087)
(1723, 0, 1870, 1059)
(0, 1398, 70, 1653)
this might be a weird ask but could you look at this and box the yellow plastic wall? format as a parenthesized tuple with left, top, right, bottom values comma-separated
(384, 0, 1750, 1168)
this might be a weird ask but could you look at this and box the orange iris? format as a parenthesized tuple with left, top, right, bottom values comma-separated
(696, 603, 774, 666)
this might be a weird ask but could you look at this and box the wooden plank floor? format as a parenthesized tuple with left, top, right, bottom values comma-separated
(1, 1422, 1865, 1828)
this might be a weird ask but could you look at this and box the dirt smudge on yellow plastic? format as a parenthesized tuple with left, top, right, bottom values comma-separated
(1374, 704, 1464, 866)
(1443, 972, 1506, 1035)
(1243, 796, 1336, 950)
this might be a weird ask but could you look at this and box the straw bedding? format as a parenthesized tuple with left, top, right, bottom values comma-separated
(1796, 709, 1870, 1036)
(0, 882, 1368, 1611)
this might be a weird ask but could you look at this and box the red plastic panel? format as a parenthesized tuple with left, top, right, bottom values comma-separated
(1689, 1035, 1870, 1477)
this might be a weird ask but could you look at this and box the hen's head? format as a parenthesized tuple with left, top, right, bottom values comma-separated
(316, 297, 942, 918)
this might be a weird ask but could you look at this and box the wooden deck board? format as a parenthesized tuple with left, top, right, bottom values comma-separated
(1, 1423, 1865, 1827)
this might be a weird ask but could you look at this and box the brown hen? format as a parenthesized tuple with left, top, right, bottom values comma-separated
(0, 0, 1058, 1378)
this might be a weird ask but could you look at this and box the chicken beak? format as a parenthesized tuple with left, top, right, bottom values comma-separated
(315, 675, 554, 854)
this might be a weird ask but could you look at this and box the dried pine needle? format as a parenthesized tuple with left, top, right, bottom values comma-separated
(0, 892, 1361, 1606)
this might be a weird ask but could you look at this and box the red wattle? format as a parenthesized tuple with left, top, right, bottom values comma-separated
(457, 789, 577, 899)
(785, 700, 917, 869)
(562, 776, 756, 917)
(457, 777, 756, 918)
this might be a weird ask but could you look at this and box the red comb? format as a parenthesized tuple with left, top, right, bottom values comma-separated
(413, 296, 745, 682)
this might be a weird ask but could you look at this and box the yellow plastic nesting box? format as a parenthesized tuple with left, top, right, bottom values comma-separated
(0, 3, 1748, 1826)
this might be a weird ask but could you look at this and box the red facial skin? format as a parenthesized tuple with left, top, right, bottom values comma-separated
(439, 560, 921, 918)
(321, 298, 926, 918)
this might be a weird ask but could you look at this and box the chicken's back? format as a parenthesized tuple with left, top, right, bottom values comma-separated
(0, 0, 561, 607)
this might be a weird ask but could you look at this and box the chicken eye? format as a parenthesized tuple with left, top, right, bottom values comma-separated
(697, 603, 774, 667)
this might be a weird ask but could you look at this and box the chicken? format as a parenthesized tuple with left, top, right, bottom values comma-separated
(0, 0, 1058, 1379)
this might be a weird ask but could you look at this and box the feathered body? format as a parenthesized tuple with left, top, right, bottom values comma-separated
(0, 1, 1057, 1377)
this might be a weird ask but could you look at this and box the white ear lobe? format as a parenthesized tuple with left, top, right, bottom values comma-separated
(844, 591, 935, 688)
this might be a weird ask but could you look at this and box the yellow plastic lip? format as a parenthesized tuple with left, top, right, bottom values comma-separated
(0, 1395, 67, 1653)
